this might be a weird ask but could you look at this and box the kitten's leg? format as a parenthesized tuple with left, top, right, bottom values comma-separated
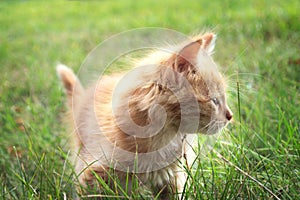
(172, 170, 186, 200)
(76, 165, 110, 197)
(154, 171, 186, 200)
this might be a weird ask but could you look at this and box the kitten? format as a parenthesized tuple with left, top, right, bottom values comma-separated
(57, 32, 232, 198)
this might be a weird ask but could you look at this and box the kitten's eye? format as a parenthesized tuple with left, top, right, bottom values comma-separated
(212, 98, 219, 105)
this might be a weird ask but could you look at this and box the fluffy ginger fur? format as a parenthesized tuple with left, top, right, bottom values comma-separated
(57, 32, 232, 199)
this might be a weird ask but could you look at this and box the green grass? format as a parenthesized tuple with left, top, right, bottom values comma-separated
(0, 0, 299, 199)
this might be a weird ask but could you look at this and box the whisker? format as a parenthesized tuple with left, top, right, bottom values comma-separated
(221, 44, 251, 76)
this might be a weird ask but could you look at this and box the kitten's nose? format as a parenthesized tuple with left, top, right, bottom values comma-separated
(226, 109, 233, 121)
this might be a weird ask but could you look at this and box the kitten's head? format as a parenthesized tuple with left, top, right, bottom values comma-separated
(159, 33, 233, 134)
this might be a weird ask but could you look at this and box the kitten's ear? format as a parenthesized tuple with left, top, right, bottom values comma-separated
(173, 33, 217, 72)
(194, 32, 217, 55)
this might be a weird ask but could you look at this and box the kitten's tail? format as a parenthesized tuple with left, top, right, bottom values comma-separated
(56, 64, 83, 108)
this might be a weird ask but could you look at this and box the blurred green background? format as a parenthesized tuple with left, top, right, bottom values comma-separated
(0, 1, 299, 199)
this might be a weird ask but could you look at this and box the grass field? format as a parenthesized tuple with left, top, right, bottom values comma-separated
(0, 0, 299, 199)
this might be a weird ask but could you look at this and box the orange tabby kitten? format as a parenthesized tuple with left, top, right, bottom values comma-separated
(57, 32, 232, 198)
